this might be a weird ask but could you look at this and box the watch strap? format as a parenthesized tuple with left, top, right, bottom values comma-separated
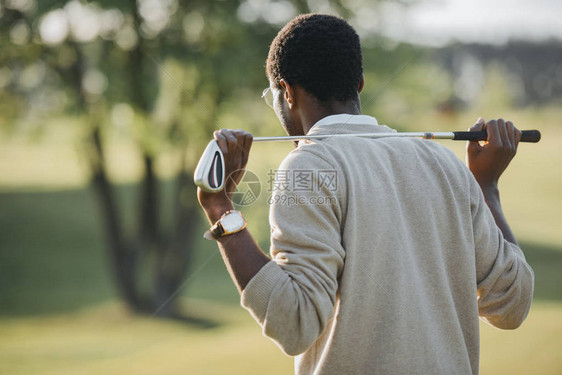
(210, 221, 225, 238)
(203, 222, 223, 240)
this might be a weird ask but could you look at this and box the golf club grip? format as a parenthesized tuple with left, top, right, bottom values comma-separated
(453, 130, 541, 143)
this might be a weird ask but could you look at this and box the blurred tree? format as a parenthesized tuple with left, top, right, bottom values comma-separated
(0, 0, 281, 317)
(0, 0, 424, 318)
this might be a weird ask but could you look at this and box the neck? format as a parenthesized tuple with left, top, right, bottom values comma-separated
(301, 99, 361, 134)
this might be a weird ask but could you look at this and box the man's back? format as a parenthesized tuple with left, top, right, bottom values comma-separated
(307, 129, 480, 373)
(241, 115, 534, 374)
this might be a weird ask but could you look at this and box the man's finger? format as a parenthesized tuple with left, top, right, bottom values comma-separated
(219, 129, 240, 155)
(213, 131, 229, 154)
(231, 129, 252, 156)
(497, 118, 511, 149)
(239, 130, 253, 162)
(507, 121, 521, 147)
(485, 119, 501, 147)
(239, 130, 253, 148)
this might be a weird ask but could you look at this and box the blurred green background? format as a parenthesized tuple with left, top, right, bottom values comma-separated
(1, 0, 561, 374)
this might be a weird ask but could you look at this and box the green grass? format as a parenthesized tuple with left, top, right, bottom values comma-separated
(0, 299, 560, 375)
(0, 188, 115, 315)
(480, 302, 562, 375)
(0, 186, 241, 316)
(0, 300, 294, 375)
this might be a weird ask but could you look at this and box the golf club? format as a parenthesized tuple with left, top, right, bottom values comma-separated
(194, 129, 541, 192)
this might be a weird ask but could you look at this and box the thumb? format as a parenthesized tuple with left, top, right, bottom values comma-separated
(470, 117, 485, 131)
(467, 117, 485, 153)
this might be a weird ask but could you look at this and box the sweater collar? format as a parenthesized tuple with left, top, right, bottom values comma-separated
(311, 114, 380, 129)
(299, 114, 396, 146)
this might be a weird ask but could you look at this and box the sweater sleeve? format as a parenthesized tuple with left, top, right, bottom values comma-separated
(471, 178, 534, 329)
(240, 148, 345, 356)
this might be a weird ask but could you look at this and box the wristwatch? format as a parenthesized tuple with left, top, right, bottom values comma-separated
(204, 210, 247, 240)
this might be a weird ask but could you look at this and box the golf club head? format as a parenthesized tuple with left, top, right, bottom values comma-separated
(194, 140, 225, 192)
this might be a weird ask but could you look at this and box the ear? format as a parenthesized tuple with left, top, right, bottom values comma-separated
(358, 74, 365, 94)
(279, 79, 295, 109)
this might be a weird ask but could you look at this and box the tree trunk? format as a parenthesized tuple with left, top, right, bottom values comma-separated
(139, 155, 160, 245)
(90, 126, 142, 311)
(66, 41, 143, 313)
(152, 164, 198, 317)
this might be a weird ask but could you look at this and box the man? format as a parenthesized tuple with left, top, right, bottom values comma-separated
(197, 14, 534, 374)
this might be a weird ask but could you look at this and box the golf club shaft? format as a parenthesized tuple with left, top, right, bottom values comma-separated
(195, 129, 540, 192)
(253, 130, 541, 143)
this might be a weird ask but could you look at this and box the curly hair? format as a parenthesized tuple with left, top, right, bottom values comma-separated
(266, 14, 363, 103)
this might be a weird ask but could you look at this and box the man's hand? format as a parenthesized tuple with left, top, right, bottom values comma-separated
(196, 129, 268, 292)
(466, 117, 522, 188)
(466, 117, 521, 244)
(197, 129, 253, 223)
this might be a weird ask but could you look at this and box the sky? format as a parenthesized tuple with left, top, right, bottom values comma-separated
(15, 0, 562, 48)
(375, 0, 562, 46)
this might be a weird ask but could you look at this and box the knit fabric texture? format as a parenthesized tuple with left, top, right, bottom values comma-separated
(241, 114, 534, 375)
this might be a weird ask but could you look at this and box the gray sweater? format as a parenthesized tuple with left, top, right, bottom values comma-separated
(241, 114, 534, 374)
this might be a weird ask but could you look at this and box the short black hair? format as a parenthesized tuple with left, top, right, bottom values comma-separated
(266, 14, 363, 103)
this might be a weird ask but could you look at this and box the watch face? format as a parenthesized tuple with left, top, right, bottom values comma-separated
(221, 212, 245, 232)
